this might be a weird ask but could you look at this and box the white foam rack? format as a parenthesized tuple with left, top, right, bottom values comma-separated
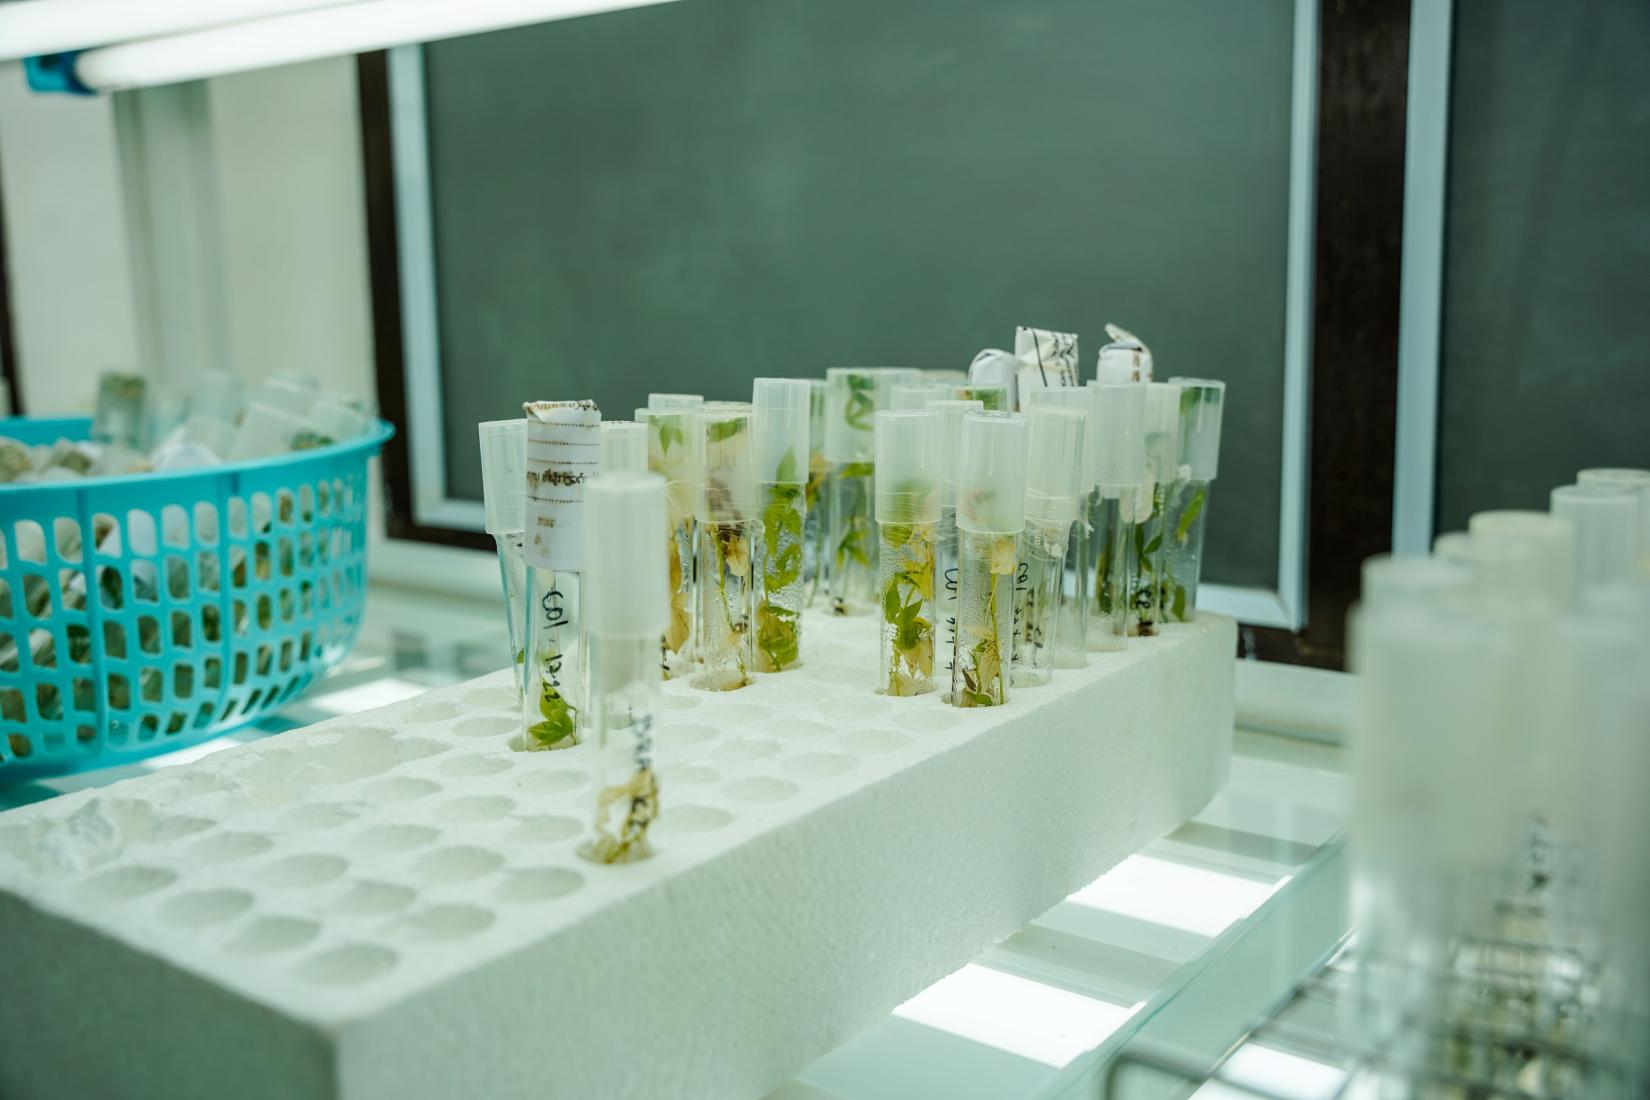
(0, 612, 1234, 1100)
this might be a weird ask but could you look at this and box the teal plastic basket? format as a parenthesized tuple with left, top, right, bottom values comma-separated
(0, 416, 393, 782)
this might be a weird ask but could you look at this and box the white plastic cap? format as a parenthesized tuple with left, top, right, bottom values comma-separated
(874, 410, 939, 524)
(1095, 324, 1153, 383)
(1359, 553, 1472, 613)
(956, 411, 1029, 534)
(807, 380, 827, 461)
(824, 367, 882, 463)
(965, 349, 1017, 410)
(191, 368, 242, 423)
(1025, 388, 1095, 493)
(599, 420, 648, 474)
(1434, 529, 1549, 611)
(583, 472, 669, 640)
(1090, 382, 1146, 497)
(310, 397, 369, 444)
(251, 377, 315, 419)
(1024, 405, 1086, 529)
(752, 378, 811, 484)
(697, 405, 756, 522)
(1550, 484, 1640, 589)
(228, 402, 307, 461)
(648, 393, 703, 411)
(1577, 468, 1650, 555)
(922, 368, 969, 385)
(478, 418, 527, 535)
(1168, 377, 1225, 481)
(1142, 383, 1182, 484)
(645, 404, 700, 489)
(180, 414, 235, 457)
(1467, 510, 1575, 609)
(926, 398, 984, 508)
(890, 383, 950, 411)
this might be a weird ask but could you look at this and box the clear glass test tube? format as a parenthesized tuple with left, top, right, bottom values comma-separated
(1134, 383, 1182, 637)
(1013, 403, 1083, 688)
(644, 395, 703, 679)
(927, 399, 982, 684)
(580, 472, 667, 865)
(950, 412, 1028, 707)
(478, 418, 529, 697)
(1163, 378, 1225, 622)
(1087, 382, 1146, 650)
(1025, 389, 1093, 669)
(803, 379, 829, 607)
(694, 404, 756, 691)
(875, 410, 940, 696)
(753, 379, 811, 672)
(523, 570, 583, 749)
(825, 368, 882, 614)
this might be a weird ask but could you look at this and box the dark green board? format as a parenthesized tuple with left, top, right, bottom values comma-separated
(424, 0, 1296, 589)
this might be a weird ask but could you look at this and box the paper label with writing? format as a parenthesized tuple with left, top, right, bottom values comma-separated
(523, 399, 600, 571)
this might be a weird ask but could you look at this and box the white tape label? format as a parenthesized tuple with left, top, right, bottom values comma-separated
(523, 399, 600, 571)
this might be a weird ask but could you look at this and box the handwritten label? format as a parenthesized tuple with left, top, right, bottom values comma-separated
(1014, 326, 1079, 401)
(523, 399, 600, 571)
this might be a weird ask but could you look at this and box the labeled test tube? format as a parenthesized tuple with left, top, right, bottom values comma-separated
(694, 403, 756, 691)
(803, 379, 829, 605)
(1087, 382, 1146, 649)
(1026, 388, 1094, 667)
(599, 420, 648, 473)
(950, 412, 1028, 707)
(927, 399, 983, 685)
(579, 471, 668, 865)
(1013, 404, 1085, 687)
(875, 410, 940, 696)
(1163, 378, 1225, 621)
(478, 418, 529, 698)
(521, 399, 600, 750)
(646, 394, 703, 678)
(752, 379, 811, 672)
(1134, 383, 1182, 635)
(825, 368, 883, 614)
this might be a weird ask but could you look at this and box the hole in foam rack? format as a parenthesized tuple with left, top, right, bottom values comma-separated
(401, 699, 461, 725)
(413, 846, 504, 885)
(453, 714, 516, 740)
(842, 728, 913, 755)
(894, 708, 963, 733)
(658, 723, 716, 749)
(188, 831, 274, 865)
(75, 865, 177, 903)
(276, 803, 359, 831)
(359, 777, 442, 805)
(659, 763, 719, 787)
(461, 685, 517, 711)
(783, 752, 858, 781)
(328, 881, 417, 917)
(722, 776, 800, 804)
(394, 904, 496, 942)
(349, 824, 439, 857)
(713, 738, 781, 765)
(435, 795, 515, 825)
(295, 944, 398, 987)
(654, 805, 735, 836)
(439, 754, 512, 779)
(494, 867, 583, 904)
(256, 853, 348, 889)
(158, 888, 254, 928)
(519, 768, 588, 795)
(225, 916, 320, 957)
(503, 815, 580, 846)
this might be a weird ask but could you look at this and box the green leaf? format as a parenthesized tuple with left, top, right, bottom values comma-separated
(1171, 584, 1188, 622)
(707, 417, 744, 443)
(1174, 488, 1205, 543)
(1143, 533, 1162, 555)
(883, 582, 902, 623)
(775, 446, 798, 484)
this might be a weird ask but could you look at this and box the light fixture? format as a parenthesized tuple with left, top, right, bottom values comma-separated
(69, 0, 683, 93)
(0, 0, 364, 65)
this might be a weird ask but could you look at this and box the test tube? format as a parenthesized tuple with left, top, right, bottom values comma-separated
(966, 349, 1018, 410)
(951, 382, 1009, 412)
(694, 403, 756, 690)
(599, 420, 647, 473)
(1163, 378, 1225, 622)
(927, 399, 983, 686)
(875, 410, 940, 696)
(803, 379, 829, 606)
(1134, 383, 1182, 635)
(1550, 483, 1640, 590)
(824, 368, 882, 614)
(1094, 325, 1153, 383)
(646, 393, 703, 679)
(1087, 382, 1146, 650)
(91, 371, 148, 448)
(1025, 388, 1094, 667)
(1466, 509, 1575, 610)
(579, 471, 668, 865)
(752, 379, 811, 672)
(1013, 404, 1085, 688)
(950, 412, 1028, 707)
(1576, 467, 1650, 565)
(521, 399, 600, 750)
(478, 418, 528, 698)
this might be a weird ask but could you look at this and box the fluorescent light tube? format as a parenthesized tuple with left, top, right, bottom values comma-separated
(0, 0, 365, 64)
(72, 0, 682, 92)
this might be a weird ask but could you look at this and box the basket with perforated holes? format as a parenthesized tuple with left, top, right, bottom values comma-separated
(0, 415, 393, 781)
